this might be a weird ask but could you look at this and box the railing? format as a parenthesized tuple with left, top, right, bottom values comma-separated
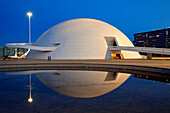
(109, 46, 170, 55)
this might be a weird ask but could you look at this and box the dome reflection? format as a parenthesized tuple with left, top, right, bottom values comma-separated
(36, 70, 131, 98)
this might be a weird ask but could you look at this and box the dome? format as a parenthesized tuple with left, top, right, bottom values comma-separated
(36, 70, 131, 98)
(26, 18, 141, 59)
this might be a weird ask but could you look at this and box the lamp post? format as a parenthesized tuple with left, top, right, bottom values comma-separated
(27, 12, 32, 44)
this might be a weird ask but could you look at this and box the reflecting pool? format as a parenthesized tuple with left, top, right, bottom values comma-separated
(0, 70, 170, 113)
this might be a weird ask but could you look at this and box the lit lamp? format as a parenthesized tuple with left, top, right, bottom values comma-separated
(27, 12, 32, 44)
(28, 74, 33, 103)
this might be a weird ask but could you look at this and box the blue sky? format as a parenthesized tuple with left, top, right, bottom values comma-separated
(0, 0, 170, 46)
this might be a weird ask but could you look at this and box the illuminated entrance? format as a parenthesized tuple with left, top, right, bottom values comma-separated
(111, 53, 124, 59)
(104, 36, 124, 59)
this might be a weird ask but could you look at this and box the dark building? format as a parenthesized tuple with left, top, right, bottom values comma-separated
(133, 28, 170, 48)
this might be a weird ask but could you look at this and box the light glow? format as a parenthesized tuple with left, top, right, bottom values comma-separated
(28, 98, 33, 103)
(27, 12, 32, 17)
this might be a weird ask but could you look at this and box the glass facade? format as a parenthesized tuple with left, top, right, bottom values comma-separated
(133, 28, 170, 48)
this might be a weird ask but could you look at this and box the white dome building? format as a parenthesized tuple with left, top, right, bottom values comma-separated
(26, 18, 141, 59)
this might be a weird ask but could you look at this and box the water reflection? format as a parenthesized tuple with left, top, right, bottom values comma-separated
(28, 74, 33, 103)
(7, 70, 131, 98)
(3, 70, 170, 112)
(36, 70, 131, 98)
(134, 74, 170, 83)
(7, 69, 170, 99)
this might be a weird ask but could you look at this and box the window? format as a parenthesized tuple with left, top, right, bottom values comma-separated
(142, 35, 146, 37)
(156, 35, 160, 37)
(104, 36, 117, 46)
(138, 41, 144, 43)
(136, 34, 142, 36)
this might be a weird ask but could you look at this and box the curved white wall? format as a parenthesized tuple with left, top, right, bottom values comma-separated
(26, 18, 141, 59)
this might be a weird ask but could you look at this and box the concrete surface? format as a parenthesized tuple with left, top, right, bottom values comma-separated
(0, 59, 169, 75)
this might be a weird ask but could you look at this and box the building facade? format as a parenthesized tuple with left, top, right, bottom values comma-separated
(133, 28, 170, 48)
(0, 47, 28, 58)
(25, 18, 141, 59)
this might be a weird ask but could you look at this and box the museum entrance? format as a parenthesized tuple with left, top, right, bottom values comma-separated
(111, 53, 124, 59)
(104, 36, 124, 59)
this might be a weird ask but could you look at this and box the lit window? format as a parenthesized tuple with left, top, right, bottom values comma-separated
(156, 35, 160, 37)
(137, 34, 142, 36)
(138, 41, 144, 43)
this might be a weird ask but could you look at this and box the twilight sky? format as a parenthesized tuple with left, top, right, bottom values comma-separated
(0, 0, 170, 46)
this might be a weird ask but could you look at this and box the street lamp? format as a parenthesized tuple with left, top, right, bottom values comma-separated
(27, 12, 32, 44)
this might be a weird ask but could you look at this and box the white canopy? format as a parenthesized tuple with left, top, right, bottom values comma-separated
(6, 43, 57, 52)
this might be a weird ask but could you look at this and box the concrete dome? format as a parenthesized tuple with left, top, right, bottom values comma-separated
(36, 70, 131, 98)
(26, 18, 141, 59)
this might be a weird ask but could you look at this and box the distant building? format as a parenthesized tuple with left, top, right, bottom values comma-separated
(0, 47, 3, 58)
(0, 47, 28, 58)
(133, 28, 170, 48)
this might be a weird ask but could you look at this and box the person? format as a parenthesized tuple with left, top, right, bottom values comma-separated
(48, 56, 51, 61)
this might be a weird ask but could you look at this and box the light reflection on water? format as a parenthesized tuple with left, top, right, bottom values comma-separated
(0, 70, 170, 113)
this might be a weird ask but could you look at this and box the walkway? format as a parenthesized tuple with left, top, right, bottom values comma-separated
(109, 46, 170, 55)
(0, 59, 169, 74)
